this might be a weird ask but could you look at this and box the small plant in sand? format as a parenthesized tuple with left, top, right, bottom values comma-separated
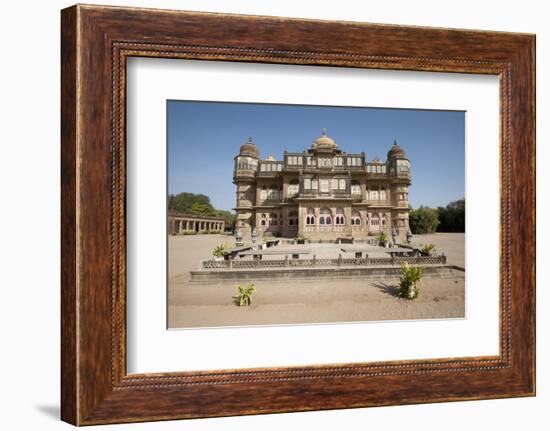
(233, 283, 256, 307)
(212, 243, 229, 258)
(398, 262, 424, 299)
(420, 243, 436, 256)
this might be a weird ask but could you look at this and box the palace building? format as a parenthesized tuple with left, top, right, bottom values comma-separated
(233, 129, 411, 240)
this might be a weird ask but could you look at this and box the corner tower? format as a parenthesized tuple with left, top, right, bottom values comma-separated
(387, 140, 412, 236)
(233, 137, 259, 237)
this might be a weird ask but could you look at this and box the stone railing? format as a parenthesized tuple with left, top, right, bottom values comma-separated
(201, 254, 446, 270)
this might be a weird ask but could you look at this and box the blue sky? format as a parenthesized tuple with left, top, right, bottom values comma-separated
(167, 101, 465, 211)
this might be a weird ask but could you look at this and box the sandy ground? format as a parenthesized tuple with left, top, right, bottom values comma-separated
(168, 233, 465, 328)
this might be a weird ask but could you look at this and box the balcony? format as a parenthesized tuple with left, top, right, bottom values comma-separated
(233, 169, 256, 180)
(365, 199, 392, 206)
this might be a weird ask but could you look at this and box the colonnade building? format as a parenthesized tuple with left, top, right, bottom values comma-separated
(168, 211, 226, 234)
(233, 129, 412, 240)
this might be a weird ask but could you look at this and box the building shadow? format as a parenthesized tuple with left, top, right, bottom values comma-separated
(373, 282, 400, 298)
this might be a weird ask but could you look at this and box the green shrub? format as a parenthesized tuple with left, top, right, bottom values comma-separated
(420, 244, 436, 256)
(182, 230, 196, 235)
(378, 232, 389, 245)
(212, 243, 230, 258)
(295, 235, 308, 244)
(409, 206, 440, 234)
(233, 283, 256, 307)
(398, 262, 423, 299)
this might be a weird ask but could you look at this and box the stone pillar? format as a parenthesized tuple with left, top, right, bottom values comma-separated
(255, 212, 263, 236)
(297, 206, 305, 236)
(344, 206, 352, 236)
(314, 207, 320, 234)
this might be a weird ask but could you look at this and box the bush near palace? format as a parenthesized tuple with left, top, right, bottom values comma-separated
(409, 198, 465, 234)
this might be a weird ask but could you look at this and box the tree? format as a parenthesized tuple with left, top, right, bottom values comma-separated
(168, 192, 212, 214)
(189, 202, 216, 216)
(409, 206, 440, 234)
(437, 198, 465, 232)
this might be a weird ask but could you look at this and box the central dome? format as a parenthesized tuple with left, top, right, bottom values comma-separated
(312, 128, 338, 150)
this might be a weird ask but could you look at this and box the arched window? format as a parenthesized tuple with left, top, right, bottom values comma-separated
(380, 188, 387, 201)
(339, 179, 346, 190)
(260, 186, 267, 201)
(269, 213, 278, 226)
(267, 184, 280, 200)
(351, 211, 361, 226)
(381, 216, 387, 227)
(288, 179, 299, 196)
(288, 210, 298, 226)
(351, 180, 361, 196)
(370, 214, 380, 226)
(335, 208, 345, 225)
(305, 208, 315, 225)
(369, 188, 379, 201)
(319, 208, 332, 225)
(260, 213, 267, 226)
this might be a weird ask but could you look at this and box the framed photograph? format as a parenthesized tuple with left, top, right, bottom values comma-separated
(61, 4, 535, 425)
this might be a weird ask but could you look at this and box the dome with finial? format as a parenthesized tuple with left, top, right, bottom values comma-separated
(239, 137, 260, 158)
(387, 140, 406, 160)
(312, 128, 338, 150)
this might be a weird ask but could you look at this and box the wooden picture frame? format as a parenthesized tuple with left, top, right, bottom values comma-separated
(61, 4, 535, 425)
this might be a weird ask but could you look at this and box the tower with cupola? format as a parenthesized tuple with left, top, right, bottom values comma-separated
(232, 137, 260, 237)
